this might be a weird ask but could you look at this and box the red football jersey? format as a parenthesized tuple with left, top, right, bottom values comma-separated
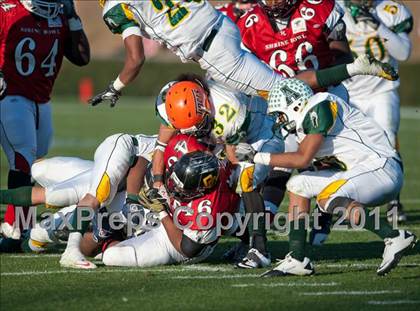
(216, 2, 238, 23)
(236, 0, 343, 77)
(164, 134, 239, 231)
(0, 0, 68, 103)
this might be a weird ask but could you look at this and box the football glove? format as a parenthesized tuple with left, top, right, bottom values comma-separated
(0, 70, 7, 100)
(89, 82, 121, 107)
(234, 143, 256, 163)
(347, 54, 399, 81)
(138, 186, 168, 213)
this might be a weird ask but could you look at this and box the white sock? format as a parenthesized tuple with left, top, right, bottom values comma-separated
(66, 232, 82, 250)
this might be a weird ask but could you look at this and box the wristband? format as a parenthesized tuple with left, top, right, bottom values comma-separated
(155, 140, 167, 153)
(68, 17, 83, 31)
(158, 211, 168, 220)
(153, 174, 164, 183)
(113, 76, 126, 92)
(253, 153, 271, 166)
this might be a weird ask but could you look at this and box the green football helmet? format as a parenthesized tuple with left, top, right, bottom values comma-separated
(267, 78, 313, 133)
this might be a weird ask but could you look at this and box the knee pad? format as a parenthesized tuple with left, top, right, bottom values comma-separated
(8, 169, 31, 189)
(45, 185, 80, 208)
(102, 245, 138, 266)
(286, 175, 312, 198)
(322, 196, 354, 213)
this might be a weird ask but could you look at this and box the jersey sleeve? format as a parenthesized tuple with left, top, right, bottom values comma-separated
(302, 100, 335, 136)
(323, 0, 345, 34)
(102, 3, 140, 36)
(376, 0, 413, 34)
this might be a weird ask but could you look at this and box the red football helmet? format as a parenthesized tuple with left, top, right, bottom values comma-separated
(163, 134, 208, 170)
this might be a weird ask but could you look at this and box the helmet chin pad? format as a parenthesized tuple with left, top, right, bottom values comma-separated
(20, 0, 61, 19)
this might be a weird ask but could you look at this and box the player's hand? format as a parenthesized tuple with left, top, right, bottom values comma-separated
(234, 143, 256, 163)
(0, 70, 7, 100)
(356, 6, 379, 29)
(58, 0, 78, 18)
(138, 186, 168, 213)
(89, 82, 121, 107)
(347, 54, 399, 81)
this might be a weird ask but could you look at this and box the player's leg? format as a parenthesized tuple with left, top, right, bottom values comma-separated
(262, 171, 335, 277)
(237, 117, 284, 268)
(198, 15, 281, 96)
(103, 224, 186, 267)
(32, 156, 93, 188)
(317, 159, 415, 275)
(370, 90, 406, 222)
(262, 134, 297, 215)
(61, 134, 136, 268)
(0, 96, 37, 241)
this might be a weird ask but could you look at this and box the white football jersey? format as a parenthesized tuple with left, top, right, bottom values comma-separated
(102, 0, 221, 62)
(132, 134, 157, 162)
(339, 0, 412, 97)
(156, 80, 249, 145)
(295, 92, 399, 170)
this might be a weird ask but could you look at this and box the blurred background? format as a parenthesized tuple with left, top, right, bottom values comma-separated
(57, 0, 420, 106)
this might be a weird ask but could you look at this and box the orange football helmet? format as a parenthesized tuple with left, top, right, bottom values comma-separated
(165, 81, 213, 137)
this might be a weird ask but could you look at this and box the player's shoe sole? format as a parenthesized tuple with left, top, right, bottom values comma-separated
(60, 250, 97, 270)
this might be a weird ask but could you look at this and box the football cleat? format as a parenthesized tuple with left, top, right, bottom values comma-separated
(236, 248, 271, 269)
(223, 242, 249, 263)
(0, 222, 21, 240)
(261, 252, 315, 277)
(387, 201, 407, 223)
(377, 230, 416, 276)
(60, 248, 97, 270)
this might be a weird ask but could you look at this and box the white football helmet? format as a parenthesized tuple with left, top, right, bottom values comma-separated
(20, 0, 61, 19)
(267, 78, 313, 133)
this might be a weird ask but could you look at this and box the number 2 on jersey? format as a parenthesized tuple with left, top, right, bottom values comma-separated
(151, 0, 201, 28)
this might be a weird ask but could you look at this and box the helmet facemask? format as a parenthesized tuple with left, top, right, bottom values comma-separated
(20, 0, 61, 19)
(263, 0, 299, 19)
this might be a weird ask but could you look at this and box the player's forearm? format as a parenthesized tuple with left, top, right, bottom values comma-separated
(378, 26, 412, 61)
(328, 41, 354, 66)
(296, 64, 351, 89)
(126, 157, 148, 195)
(254, 152, 311, 169)
(152, 125, 176, 186)
(119, 35, 145, 85)
(65, 30, 90, 66)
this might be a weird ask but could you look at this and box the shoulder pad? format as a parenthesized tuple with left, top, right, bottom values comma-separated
(375, 0, 413, 33)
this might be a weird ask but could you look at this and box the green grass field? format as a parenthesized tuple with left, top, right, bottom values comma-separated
(1, 98, 419, 311)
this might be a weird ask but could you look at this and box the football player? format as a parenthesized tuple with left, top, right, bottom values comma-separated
(151, 74, 283, 268)
(225, 0, 355, 227)
(0, 132, 156, 267)
(0, 0, 90, 243)
(339, 0, 413, 222)
(235, 79, 416, 276)
(102, 136, 240, 267)
(89, 0, 396, 106)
